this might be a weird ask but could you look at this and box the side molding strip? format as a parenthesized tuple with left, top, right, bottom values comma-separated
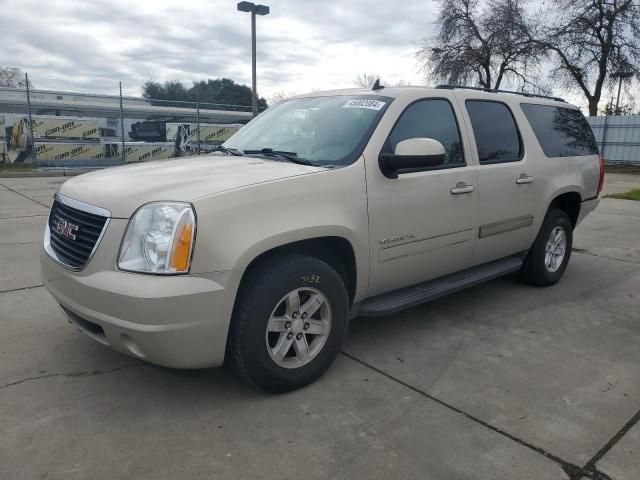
(479, 215, 534, 238)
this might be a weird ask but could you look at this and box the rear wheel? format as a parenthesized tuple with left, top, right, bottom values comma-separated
(229, 253, 349, 392)
(521, 209, 573, 286)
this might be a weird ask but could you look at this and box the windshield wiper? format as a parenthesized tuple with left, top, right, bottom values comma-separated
(242, 148, 314, 166)
(211, 145, 242, 156)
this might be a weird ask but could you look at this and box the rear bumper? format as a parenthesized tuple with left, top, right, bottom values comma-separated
(577, 197, 600, 225)
(41, 250, 243, 368)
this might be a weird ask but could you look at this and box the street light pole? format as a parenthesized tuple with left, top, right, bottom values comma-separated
(610, 70, 633, 114)
(251, 10, 257, 117)
(237, 2, 270, 117)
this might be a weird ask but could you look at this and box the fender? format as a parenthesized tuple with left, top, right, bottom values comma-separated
(190, 162, 371, 302)
(533, 185, 583, 239)
(234, 226, 368, 302)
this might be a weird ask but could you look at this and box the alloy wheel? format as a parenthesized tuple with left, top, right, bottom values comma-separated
(544, 226, 566, 273)
(265, 287, 332, 369)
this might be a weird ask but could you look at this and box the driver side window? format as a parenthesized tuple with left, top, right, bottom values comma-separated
(385, 99, 465, 166)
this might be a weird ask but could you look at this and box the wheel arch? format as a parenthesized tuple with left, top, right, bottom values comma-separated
(546, 190, 582, 228)
(236, 233, 361, 305)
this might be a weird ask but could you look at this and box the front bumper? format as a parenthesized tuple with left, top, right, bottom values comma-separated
(41, 250, 243, 369)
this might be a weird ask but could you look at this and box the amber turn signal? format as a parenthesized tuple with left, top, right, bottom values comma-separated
(169, 218, 194, 272)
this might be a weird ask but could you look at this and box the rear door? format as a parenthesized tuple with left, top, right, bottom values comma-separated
(457, 96, 539, 265)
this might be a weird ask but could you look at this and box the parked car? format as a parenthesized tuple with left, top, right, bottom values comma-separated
(41, 86, 603, 392)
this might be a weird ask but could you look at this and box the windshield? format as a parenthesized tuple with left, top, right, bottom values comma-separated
(223, 95, 392, 166)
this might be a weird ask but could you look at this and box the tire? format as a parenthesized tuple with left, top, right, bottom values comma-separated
(521, 209, 573, 286)
(228, 253, 349, 393)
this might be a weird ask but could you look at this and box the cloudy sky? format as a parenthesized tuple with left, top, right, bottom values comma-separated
(0, 0, 436, 100)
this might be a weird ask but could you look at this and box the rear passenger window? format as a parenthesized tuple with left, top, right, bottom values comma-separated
(520, 104, 599, 157)
(466, 100, 522, 164)
(385, 99, 465, 166)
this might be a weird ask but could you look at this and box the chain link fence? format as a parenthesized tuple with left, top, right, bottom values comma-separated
(6, 76, 638, 169)
(0, 74, 256, 170)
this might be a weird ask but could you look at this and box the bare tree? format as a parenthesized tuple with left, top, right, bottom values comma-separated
(354, 73, 381, 88)
(602, 102, 634, 115)
(269, 90, 296, 104)
(537, 0, 640, 116)
(0, 67, 32, 88)
(354, 73, 411, 88)
(416, 0, 545, 91)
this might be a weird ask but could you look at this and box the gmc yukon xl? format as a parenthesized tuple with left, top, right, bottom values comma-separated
(41, 86, 603, 392)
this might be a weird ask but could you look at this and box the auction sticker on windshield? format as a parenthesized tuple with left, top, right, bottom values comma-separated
(342, 99, 386, 110)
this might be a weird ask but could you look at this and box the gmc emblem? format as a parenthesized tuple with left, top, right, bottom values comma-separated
(54, 218, 79, 240)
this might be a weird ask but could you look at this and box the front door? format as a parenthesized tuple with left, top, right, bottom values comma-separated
(365, 95, 478, 297)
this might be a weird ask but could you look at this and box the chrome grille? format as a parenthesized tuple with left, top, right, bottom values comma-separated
(47, 196, 109, 270)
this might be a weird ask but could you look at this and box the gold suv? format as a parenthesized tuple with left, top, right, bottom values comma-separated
(42, 86, 603, 392)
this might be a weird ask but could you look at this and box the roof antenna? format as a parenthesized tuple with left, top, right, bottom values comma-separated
(371, 78, 384, 90)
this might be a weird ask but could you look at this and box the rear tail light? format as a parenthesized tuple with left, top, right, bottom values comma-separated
(597, 154, 605, 195)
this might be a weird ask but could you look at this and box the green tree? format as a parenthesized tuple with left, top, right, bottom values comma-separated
(142, 78, 267, 111)
(141, 80, 188, 105)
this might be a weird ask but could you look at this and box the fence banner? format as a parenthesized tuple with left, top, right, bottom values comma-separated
(117, 142, 176, 162)
(192, 125, 241, 144)
(29, 116, 100, 140)
(166, 123, 242, 147)
(33, 142, 105, 161)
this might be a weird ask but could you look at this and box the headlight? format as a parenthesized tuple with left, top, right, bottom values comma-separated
(118, 202, 196, 274)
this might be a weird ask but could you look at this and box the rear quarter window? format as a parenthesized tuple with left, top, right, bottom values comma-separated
(465, 100, 523, 164)
(520, 104, 599, 157)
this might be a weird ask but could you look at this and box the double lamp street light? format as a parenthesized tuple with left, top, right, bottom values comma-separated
(237, 1, 270, 117)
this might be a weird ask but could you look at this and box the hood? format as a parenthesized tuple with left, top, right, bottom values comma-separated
(59, 155, 326, 218)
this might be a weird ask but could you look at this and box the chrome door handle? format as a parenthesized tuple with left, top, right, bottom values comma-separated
(516, 174, 534, 184)
(450, 183, 476, 195)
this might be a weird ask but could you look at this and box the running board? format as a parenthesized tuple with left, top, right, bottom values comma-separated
(355, 255, 524, 317)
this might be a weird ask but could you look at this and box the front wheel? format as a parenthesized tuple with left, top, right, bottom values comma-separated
(521, 209, 573, 286)
(228, 253, 349, 392)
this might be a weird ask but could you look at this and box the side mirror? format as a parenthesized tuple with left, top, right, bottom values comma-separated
(379, 138, 447, 179)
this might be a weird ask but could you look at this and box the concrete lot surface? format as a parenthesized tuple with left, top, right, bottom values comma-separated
(1, 174, 639, 480)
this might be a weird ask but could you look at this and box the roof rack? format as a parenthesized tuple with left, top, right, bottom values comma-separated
(435, 85, 566, 103)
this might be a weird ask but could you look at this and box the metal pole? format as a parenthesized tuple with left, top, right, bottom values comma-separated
(196, 85, 201, 155)
(119, 82, 125, 163)
(25, 73, 37, 167)
(251, 10, 257, 117)
(615, 75, 623, 113)
(601, 110, 609, 160)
